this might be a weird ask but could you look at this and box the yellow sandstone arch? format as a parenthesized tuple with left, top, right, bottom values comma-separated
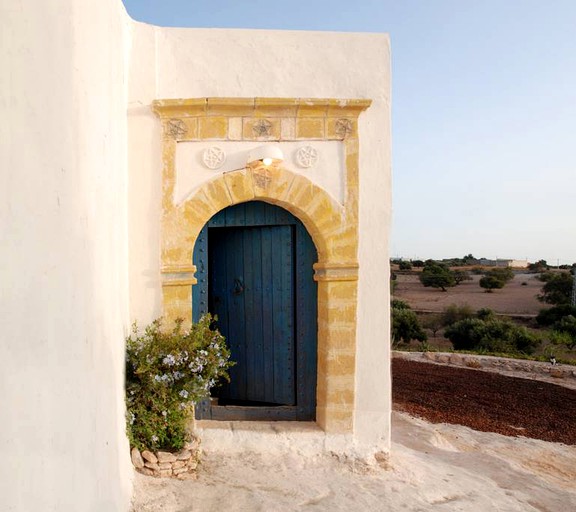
(154, 97, 371, 433)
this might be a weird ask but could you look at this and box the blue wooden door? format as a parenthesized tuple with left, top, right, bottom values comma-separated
(193, 201, 317, 421)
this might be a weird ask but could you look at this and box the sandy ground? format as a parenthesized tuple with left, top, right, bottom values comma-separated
(394, 273, 543, 315)
(131, 411, 576, 511)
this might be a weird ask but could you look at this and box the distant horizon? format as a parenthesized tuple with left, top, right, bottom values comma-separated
(122, 0, 576, 264)
(391, 254, 575, 266)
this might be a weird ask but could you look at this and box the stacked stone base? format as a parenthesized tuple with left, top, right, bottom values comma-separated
(131, 437, 201, 479)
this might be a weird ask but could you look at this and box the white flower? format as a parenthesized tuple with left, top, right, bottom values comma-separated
(129, 412, 135, 425)
(161, 410, 167, 417)
(188, 360, 203, 373)
(163, 354, 176, 366)
(154, 375, 162, 382)
(179, 389, 189, 399)
(151, 435, 159, 443)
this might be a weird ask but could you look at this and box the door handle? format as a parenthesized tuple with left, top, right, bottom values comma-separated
(233, 278, 244, 295)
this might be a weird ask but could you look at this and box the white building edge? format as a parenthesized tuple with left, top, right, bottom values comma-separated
(1, 1, 391, 509)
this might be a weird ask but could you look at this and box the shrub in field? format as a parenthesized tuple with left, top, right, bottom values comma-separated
(453, 269, 472, 284)
(391, 302, 427, 346)
(391, 299, 411, 310)
(421, 313, 443, 338)
(537, 271, 573, 305)
(476, 307, 495, 321)
(441, 303, 474, 327)
(125, 315, 234, 451)
(479, 275, 505, 292)
(536, 304, 576, 326)
(419, 261, 456, 292)
(399, 261, 412, 270)
(550, 315, 576, 350)
(479, 267, 514, 292)
(444, 318, 539, 354)
(550, 329, 576, 351)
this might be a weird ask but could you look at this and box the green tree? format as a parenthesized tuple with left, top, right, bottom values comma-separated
(453, 269, 472, 284)
(476, 307, 495, 321)
(391, 303, 427, 345)
(399, 260, 413, 270)
(391, 299, 411, 310)
(536, 304, 576, 326)
(538, 271, 573, 305)
(550, 315, 576, 350)
(444, 318, 539, 354)
(421, 313, 443, 337)
(479, 267, 514, 292)
(528, 259, 549, 272)
(419, 261, 456, 292)
(479, 275, 505, 292)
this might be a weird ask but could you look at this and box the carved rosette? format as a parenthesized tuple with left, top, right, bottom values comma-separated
(202, 146, 226, 169)
(296, 145, 319, 168)
(166, 119, 188, 139)
(335, 118, 353, 137)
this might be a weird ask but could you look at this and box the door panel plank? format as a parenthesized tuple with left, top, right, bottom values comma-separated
(271, 226, 295, 405)
(295, 223, 318, 419)
(260, 227, 275, 403)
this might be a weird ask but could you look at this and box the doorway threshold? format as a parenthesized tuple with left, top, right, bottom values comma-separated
(194, 420, 353, 458)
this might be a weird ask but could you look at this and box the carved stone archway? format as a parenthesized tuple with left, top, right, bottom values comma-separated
(153, 98, 371, 433)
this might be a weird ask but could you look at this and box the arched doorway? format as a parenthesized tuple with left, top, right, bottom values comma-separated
(193, 201, 318, 421)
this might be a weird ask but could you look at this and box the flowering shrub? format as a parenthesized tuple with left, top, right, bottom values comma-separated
(125, 314, 233, 451)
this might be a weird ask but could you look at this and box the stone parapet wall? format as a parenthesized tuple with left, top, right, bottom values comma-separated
(393, 351, 576, 389)
(130, 438, 201, 480)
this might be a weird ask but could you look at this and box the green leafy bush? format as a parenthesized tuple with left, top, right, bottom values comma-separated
(538, 271, 573, 305)
(419, 261, 456, 291)
(479, 275, 504, 292)
(391, 299, 411, 310)
(125, 315, 234, 451)
(479, 267, 514, 292)
(391, 301, 427, 346)
(476, 307, 495, 321)
(444, 318, 539, 354)
(550, 315, 576, 350)
(536, 304, 576, 326)
(440, 303, 474, 327)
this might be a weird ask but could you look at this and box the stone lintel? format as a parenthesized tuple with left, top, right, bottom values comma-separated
(152, 97, 372, 120)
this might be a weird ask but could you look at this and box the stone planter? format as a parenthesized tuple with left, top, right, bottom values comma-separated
(130, 436, 201, 479)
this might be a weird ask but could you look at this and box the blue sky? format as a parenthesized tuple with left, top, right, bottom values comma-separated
(122, 0, 576, 265)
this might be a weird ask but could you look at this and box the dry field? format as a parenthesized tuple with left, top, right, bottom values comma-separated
(394, 272, 543, 316)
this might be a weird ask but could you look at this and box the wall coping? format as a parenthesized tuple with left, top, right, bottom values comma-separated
(152, 97, 372, 119)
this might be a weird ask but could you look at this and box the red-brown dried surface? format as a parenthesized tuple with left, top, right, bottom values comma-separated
(392, 359, 576, 445)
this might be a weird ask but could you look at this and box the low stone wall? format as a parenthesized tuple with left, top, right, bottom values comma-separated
(130, 437, 201, 479)
(393, 351, 576, 388)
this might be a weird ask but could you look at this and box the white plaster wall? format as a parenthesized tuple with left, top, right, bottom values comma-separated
(128, 27, 391, 451)
(0, 1, 132, 510)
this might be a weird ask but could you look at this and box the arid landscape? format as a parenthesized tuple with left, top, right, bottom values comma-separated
(394, 271, 542, 316)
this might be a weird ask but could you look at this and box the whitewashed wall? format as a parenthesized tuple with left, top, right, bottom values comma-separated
(0, 1, 132, 510)
(128, 26, 392, 452)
